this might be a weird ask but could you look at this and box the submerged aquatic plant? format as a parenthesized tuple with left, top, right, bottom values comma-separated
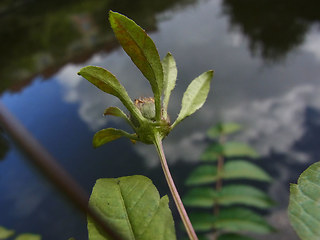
(78, 10, 213, 240)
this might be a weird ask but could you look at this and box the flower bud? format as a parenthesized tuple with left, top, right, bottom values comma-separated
(134, 97, 156, 121)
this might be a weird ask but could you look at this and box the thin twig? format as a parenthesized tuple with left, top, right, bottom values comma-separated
(0, 102, 123, 240)
(153, 133, 198, 240)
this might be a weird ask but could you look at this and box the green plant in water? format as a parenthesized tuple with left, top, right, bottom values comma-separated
(183, 122, 275, 240)
(78, 11, 213, 240)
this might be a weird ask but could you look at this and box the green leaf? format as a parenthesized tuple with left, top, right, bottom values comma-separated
(215, 185, 275, 208)
(88, 175, 176, 240)
(109, 11, 163, 120)
(93, 128, 138, 148)
(201, 142, 258, 162)
(186, 161, 271, 185)
(288, 161, 320, 240)
(104, 107, 135, 129)
(189, 208, 274, 234)
(222, 142, 258, 158)
(207, 122, 242, 139)
(217, 233, 255, 240)
(162, 52, 177, 114)
(185, 165, 217, 186)
(223, 160, 272, 182)
(14, 234, 41, 240)
(0, 226, 14, 239)
(172, 71, 213, 128)
(183, 185, 274, 209)
(78, 66, 142, 122)
(213, 207, 274, 233)
(188, 212, 215, 232)
(183, 187, 215, 207)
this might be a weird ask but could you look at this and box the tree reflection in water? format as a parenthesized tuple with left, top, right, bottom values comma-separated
(222, 0, 320, 61)
(0, 0, 195, 95)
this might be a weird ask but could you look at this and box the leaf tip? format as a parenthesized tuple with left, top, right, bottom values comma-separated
(92, 140, 100, 149)
(108, 10, 124, 23)
(108, 10, 116, 17)
(208, 70, 214, 78)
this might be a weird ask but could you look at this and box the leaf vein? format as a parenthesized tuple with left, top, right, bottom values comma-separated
(117, 181, 136, 240)
(289, 209, 319, 236)
(299, 183, 320, 202)
(291, 196, 320, 229)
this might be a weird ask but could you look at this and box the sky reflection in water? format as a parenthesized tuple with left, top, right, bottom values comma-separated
(1, 0, 320, 239)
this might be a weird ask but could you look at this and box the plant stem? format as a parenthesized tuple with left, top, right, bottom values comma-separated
(214, 154, 224, 215)
(153, 133, 198, 240)
(214, 135, 226, 229)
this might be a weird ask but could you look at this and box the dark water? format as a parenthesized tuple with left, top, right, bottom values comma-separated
(1, 0, 320, 239)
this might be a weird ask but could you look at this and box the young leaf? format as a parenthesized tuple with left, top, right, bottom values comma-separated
(183, 187, 215, 207)
(215, 184, 275, 208)
(288, 161, 320, 240)
(14, 234, 41, 240)
(185, 165, 217, 186)
(162, 53, 177, 113)
(104, 107, 135, 129)
(78, 66, 143, 122)
(88, 175, 176, 240)
(0, 226, 14, 239)
(213, 207, 274, 233)
(217, 233, 255, 240)
(188, 212, 215, 232)
(93, 128, 138, 148)
(172, 71, 214, 129)
(207, 122, 242, 139)
(109, 11, 163, 120)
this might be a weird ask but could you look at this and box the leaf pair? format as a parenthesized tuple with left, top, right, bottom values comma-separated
(186, 160, 272, 185)
(183, 185, 274, 209)
(78, 11, 213, 147)
(200, 141, 259, 162)
(189, 207, 274, 233)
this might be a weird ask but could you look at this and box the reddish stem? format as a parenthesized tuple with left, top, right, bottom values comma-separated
(154, 133, 198, 240)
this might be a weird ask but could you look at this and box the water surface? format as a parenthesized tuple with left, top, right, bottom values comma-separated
(1, 0, 320, 239)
